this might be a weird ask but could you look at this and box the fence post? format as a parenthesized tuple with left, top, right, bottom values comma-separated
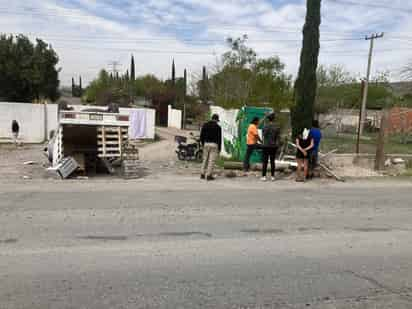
(375, 111, 389, 171)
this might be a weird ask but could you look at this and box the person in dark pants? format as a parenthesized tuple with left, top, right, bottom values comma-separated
(309, 120, 322, 178)
(261, 113, 280, 182)
(296, 128, 314, 182)
(243, 117, 262, 173)
(200, 114, 222, 181)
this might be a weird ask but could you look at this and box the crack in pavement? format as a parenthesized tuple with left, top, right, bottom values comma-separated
(344, 270, 412, 303)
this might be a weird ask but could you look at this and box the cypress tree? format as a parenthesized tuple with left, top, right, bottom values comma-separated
(184, 69, 187, 96)
(71, 77, 75, 96)
(79, 76, 83, 96)
(126, 70, 129, 81)
(291, 0, 322, 138)
(130, 55, 135, 81)
(172, 59, 176, 85)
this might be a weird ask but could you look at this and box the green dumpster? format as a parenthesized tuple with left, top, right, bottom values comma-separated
(238, 106, 273, 164)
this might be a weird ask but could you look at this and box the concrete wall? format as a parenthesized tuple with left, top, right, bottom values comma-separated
(168, 105, 182, 129)
(0, 102, 58, 143)
(69, 105, 156, 139)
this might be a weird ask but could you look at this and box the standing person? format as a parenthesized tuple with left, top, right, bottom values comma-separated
(200, 114, 222, 181)
(295, 128, 314, 182)
(243, 117, 262, 173)
(11, 120, 20, 146)
(261, 113, 280, 182)
(309, 119, 322, 178)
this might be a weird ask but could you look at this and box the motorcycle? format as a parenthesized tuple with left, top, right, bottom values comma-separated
(175, 133, 203, 162)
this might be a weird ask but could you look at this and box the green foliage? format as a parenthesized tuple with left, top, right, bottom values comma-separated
(205, 36, 292, 110)
(316, 65, 394, 113)
(0, 34, 61, 102)
(292, 0, 321, 138)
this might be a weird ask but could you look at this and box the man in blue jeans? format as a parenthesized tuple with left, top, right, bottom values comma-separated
(309, 119, 322, 178)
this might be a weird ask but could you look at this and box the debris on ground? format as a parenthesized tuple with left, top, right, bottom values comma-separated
(23, 161, 36, 165)
(384, 158, 407, 176)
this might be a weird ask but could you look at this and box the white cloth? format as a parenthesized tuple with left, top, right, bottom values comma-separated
(129, 109, 147, 139)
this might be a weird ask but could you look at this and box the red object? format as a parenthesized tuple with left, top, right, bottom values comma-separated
(117, 115, 129, 121)
(63, 113, 76, 119)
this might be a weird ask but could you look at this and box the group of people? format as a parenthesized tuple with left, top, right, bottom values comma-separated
(199, 113, 322, 182)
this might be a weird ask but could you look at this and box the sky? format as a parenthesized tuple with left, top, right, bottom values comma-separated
(0, 0, 411, 87)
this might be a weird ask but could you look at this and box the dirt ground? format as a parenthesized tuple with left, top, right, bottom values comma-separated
(0, 127, 203, 182)
(0, 127, 385, 183)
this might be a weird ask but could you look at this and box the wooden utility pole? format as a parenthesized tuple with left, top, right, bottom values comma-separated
(375, 111, 389, 171)
(356, 80, 365, 154)
(359, 32, 384, 136)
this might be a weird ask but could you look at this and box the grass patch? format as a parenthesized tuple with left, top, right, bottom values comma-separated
(322, 133, 412, 154)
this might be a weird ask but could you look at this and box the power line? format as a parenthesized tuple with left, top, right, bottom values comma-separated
(328, 0, 412, 13)
(54, 44, 408, 56)
(0, 7, 380, 36)
(11, 33, 364, 45)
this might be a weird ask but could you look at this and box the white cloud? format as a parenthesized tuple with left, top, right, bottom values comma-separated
(0, 0, 411, 86)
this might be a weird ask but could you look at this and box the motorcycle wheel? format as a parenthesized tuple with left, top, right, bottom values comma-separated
(177, 151, 186, 161)
(196, 149, 203, 162)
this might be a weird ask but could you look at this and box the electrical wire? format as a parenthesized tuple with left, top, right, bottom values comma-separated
(327, 0, 412, 13)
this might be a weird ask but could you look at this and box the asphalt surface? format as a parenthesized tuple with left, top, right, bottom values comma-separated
(1, 177, 412, 309)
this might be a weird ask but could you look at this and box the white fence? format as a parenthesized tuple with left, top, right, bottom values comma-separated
(0, 102, 58, 143)
(0, 102, 156, 143)
(168, 105, 182, 129)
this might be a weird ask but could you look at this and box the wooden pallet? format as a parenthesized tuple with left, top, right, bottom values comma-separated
(97, 126, 128, 158)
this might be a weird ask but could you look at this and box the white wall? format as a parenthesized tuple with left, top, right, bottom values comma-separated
(0, 102, 58, 143)
(168, 105, 182, 129)
(69, 105, 156, 139)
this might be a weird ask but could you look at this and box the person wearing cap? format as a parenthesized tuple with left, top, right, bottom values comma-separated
(200, 114, 222, 181)
(295, 128, 314, 182)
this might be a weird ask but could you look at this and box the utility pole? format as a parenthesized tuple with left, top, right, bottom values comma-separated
(359, 32, 384, 135)
(356, 80, 365, 154)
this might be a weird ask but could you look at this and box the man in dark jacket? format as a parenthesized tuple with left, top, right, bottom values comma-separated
(200, 114, 222, 181)
(261, 113, 280, 181)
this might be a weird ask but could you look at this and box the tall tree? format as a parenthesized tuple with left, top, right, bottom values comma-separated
(291, 0, 322, 138)
(183, 69, 187, 97)
(0, 34, 60, 102)
(72, 77, 75, 96)
(130, 54, 135, 81)
(79, 76, 83, 96)
(172, 59, 176, 85)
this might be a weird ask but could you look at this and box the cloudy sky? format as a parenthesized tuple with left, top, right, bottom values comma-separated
(1, 0, 411, 86)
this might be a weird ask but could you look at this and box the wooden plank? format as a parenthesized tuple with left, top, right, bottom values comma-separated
(97, 141, 121, 145)
(118, 127, 122, 157)
(98, 134, 125, 139)
(98, 147, 121, 152)
(98, 127, 128, 133)
(102, 126, 106, 157)
(98, 154, 122, 158)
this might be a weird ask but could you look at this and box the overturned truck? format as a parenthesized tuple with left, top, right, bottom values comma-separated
(48, 109, 139, 178)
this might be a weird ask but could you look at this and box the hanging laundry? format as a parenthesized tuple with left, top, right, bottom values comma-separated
(129, 109, 147, 139)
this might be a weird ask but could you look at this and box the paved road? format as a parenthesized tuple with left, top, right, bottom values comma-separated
(1, 177, 412, 308)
